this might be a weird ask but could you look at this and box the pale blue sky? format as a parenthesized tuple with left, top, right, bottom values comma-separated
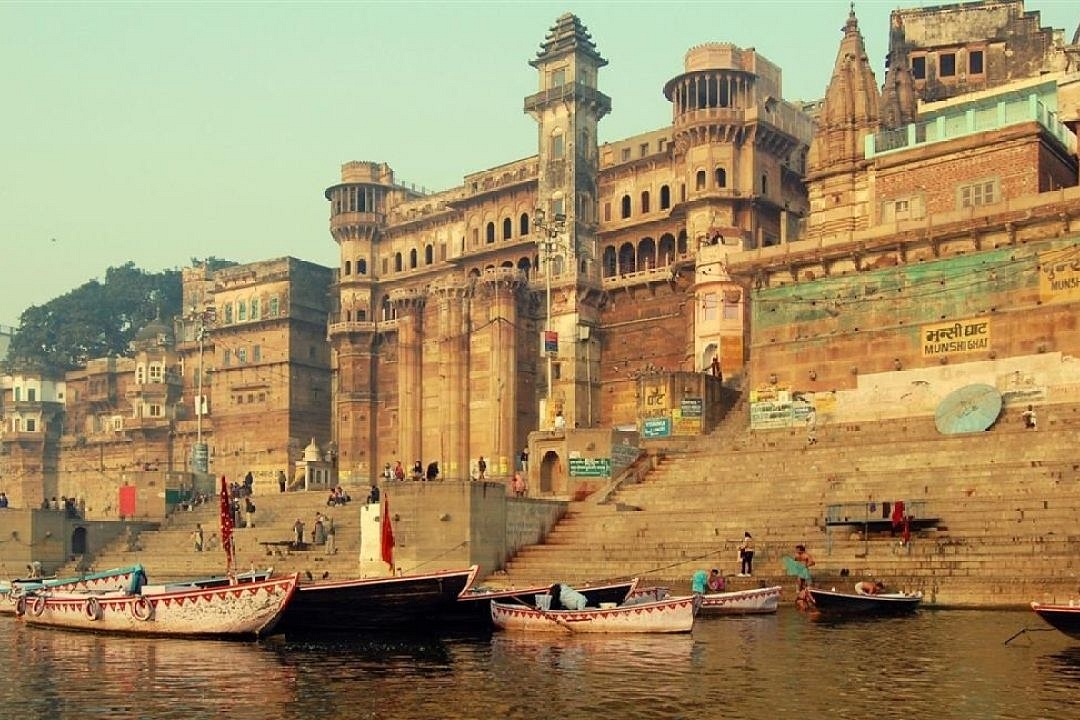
(2, 0, 1076, 327)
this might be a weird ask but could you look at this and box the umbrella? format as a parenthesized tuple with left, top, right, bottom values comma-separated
(934, 383, 1002, 435)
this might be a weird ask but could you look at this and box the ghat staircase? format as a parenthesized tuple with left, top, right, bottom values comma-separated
(496, 398, 1080, 607)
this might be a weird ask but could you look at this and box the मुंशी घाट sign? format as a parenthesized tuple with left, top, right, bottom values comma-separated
(920, 317, 991, 358)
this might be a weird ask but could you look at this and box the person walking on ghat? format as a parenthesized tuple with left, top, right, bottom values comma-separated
(191, 523, 204, 552)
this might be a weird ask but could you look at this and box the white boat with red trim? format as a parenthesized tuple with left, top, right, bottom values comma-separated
(698, 585, 782, 615)
(490, 594, 698, 634)
(15, 573, 299, 638)
(1, 565, 147, 615)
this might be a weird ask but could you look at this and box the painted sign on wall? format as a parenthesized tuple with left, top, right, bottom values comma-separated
(1038, 247, 1080, 303)
(920, 317, 991, 358)
(642, 416, 671, 438)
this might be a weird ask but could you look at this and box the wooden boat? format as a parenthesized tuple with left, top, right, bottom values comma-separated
(450, 578, 639, 626)
(15, 573, 299, 638)
(807, 587, 923, 615)
(2, 565, 147, 615)
(698, 585, 782, 615)
(1031, 601, 1080, 641)
(139, 567, 274, 595)
(489, 594, 698, 634)
(272, 565, 480, 635)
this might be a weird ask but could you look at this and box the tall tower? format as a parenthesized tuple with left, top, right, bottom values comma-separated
(806, 7, 880, 236)
(524, 13, 610, 428)
(326, 161, 394, 483)
(880, 11, 918, 130)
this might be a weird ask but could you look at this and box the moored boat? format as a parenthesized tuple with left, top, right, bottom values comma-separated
(451, 578, 639, 627)
(490, 594, 698, 634)
(2, 565, 147, 615)
(272, 565, 480, 635)
(15, 573, 299, 638)
(807, 587, 923, 616)
(1031, 601, 1080, 641)
(698, 585, 782, 615)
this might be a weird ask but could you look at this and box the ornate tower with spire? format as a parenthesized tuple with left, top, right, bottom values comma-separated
(879, 10, 918, 130)
(806, 5, 881, 236)
(524, 14, 611, 428)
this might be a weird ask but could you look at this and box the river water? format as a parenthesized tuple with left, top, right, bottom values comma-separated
(2, 609, 1078, 719)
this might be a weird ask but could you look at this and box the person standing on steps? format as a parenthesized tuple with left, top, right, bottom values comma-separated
(477, 456, 487, 481)
(806, 408, 818, 445)
(191, 523, 204, 552)
(738, 531, 754, 576)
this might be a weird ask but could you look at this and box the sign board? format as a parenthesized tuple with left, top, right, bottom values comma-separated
(642, 417, 671, 438)
(543, 330, 559, 354)
(920, 317, 991, 359)
(611, 442, 640, 471)
(671, 408, 702, 435)
(568, 457, 612, 478)
(680, 398, 703, 418)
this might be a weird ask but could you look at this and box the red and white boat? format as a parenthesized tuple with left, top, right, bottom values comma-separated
(16, 573, 299, 638)
(490, 594, 698, 634)
(1031, 601, 1080, 641)
(2, 565, 147, 615)
(698, 585, 782, 615)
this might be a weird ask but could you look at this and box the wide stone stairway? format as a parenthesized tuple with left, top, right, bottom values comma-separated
(55, 488, 370, 583)
(498, 400, 1080, 607)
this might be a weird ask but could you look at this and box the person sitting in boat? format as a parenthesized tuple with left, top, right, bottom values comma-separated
(707, 569, 726, 593)
(855, 580, 885, 596)
(558, 584, 588, 611)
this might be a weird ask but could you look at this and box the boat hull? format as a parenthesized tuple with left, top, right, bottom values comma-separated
(451, 579, 638, 627)
(273, 566, 479, 635)
(490, 595, 697, 634)
(1, 565, 146, 615)
(808, 588, 923, 615)
(698, 585, 782, 615)
(1031, 601, 1080, 641)
(17, 574, 299, 638)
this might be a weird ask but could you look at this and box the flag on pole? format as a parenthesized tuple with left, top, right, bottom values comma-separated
(219, 476, 234, 574)
(380, 494, 395, 571)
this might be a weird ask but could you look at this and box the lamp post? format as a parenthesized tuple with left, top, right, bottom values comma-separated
(190, 307, 212, 474)
(534, 208, 566, 423)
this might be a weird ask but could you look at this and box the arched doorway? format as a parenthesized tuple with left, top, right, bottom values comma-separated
(71, 526, 88, 556)
(540, 450, 562, 495)
(701, 342, 718, 373)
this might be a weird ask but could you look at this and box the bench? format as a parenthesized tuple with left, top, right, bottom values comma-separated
(825, 517, 940, 532)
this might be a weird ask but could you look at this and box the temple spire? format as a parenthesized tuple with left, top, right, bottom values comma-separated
(880, 10, 918, 129)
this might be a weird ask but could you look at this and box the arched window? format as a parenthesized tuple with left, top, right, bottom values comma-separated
(503, 218, 513, 240)
(394, 252, 403, 272)
(715, 168, 727, 188)
(618, 242, 636, 275)
(486, 222, 495, 244)
(638, 237, 657, 271)
(358, 259, 367, 275)
(409, 249, 418, 269)
(424, 244, 434, 265)
(344, 260, 351, 276)
(659, 234, 676, 265)
(696, 170, 707, 190)
(551, 130, 565, 159)
(517, 257, 531, 278)
(641, 191, 650, 214)
(660, 185, 671, 210)
(621, 195, 631, 219)
(677, 230, 689, 256)
(602, 246, 617, 278)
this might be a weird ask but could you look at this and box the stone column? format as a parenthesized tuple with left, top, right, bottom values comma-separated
(390, 288, 425, 472)
(431, 279, 471, 481)
(481, 268, 525, 477)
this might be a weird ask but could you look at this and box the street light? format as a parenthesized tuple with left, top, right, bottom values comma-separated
(190, 307, 213, 473)
(534, 208, 566, 425)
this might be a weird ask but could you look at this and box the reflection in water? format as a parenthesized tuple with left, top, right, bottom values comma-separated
(4, 610, 1080, 719)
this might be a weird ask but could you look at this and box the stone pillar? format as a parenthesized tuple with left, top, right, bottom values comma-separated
(481, 268, 525, 476)
(431, 279, 471, 481)
(390, 289, 425, 472)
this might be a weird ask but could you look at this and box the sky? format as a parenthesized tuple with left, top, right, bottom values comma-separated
(2, 0, 1078, 328)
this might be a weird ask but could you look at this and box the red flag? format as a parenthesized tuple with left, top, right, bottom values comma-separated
(380, 494, 394, 570)
(219, 476, 234, 573)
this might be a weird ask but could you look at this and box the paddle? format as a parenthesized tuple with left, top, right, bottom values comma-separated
(507, 589, 577, 633)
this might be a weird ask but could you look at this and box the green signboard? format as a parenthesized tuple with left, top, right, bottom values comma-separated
(642, 417, 671, 438)
(568, 457, 612, 478)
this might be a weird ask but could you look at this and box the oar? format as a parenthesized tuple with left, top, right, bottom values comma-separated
(508, 592, 577, 633)
(1003, 626, 1053, 645)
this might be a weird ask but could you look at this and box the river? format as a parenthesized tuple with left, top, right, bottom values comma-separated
(2, 609, 1078, 719)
